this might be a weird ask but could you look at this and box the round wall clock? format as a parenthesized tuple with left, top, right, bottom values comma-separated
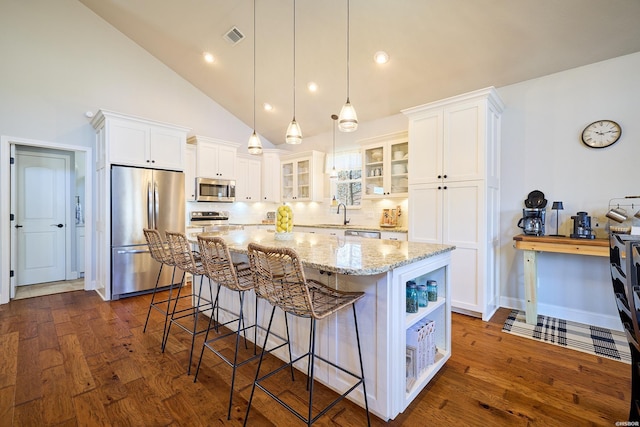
(581, 120, 621, 148)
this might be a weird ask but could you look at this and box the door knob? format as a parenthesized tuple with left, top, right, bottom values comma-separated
(51, 223, 64, 228)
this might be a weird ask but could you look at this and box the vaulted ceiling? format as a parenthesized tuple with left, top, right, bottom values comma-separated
(78, 0, 640, 145)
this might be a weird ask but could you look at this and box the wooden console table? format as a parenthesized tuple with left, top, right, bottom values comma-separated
(513, 235, 609, 324)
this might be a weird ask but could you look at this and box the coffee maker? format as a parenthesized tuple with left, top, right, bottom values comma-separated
(518, 208, 546, 236)
(570, 211, 595, 239)
(518, 190, 547, 236)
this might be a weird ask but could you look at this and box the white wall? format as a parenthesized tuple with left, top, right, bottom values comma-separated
(498, 52, 640, 329)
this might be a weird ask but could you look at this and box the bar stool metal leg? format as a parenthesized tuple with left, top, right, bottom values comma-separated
(243, 306, 277, 427)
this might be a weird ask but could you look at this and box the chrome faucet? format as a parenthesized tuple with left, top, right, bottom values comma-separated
(337, 203, 350, 225)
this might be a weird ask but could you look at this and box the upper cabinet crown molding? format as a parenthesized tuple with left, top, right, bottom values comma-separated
(401, 86, 505, 118)
(186, 135, 240, 149)
(90, 110, 191, 134)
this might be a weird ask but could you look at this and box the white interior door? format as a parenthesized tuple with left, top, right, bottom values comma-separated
(15, 150, 68, 285)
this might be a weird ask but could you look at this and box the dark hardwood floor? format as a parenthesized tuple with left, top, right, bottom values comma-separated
(0, 288, 631, 426)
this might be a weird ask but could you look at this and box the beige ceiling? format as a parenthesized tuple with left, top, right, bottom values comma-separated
(78, 0, 640, 145)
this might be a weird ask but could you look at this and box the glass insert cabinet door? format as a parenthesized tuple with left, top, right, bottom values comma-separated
(363, 145, 384, 196)
(281, 158, 311, 200)
(363, 139, 408, 197)
(389, 141, 408, 196)
(281, 161, 294, 199)
(296, 159, 310, 199)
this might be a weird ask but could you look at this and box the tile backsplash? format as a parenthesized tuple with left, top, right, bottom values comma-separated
(188, 198, 409, 228)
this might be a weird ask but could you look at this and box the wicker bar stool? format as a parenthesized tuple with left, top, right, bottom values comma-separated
(244, 243, 370, 427)
(163, 231, 216, 375)
(142, 228, 180, 345)
(193, 236, 294, 420)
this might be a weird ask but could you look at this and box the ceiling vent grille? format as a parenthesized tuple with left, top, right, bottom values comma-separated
(223, 26, 245, 44)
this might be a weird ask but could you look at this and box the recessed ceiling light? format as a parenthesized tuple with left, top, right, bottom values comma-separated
(263, 103, 273, 111)
(373, 51, 389, 64)
(203, 52, 215, 63)
(307, 82, 318, 92)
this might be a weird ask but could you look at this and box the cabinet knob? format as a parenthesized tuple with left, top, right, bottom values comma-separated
(437, 175, 441, 179)
(443, 174, 447, 179)
(438, 186, 442, 190)
(443, 186, 448, 190)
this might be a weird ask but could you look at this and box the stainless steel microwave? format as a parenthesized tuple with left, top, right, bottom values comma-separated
(195, 177, 236, 202)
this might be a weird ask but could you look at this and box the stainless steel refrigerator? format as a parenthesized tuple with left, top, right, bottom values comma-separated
(111, 165, 185, 299)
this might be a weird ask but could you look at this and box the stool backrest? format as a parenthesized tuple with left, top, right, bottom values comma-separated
(198, 235, 252, 291)
(166, 231, 199, 274)
(626, 241, 640, 350)
(143, 228, 173, 265)
(609, 233, 640, 352)
(247, 243, 313, 317)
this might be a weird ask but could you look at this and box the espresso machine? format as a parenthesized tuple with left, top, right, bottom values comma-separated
(517, 190, 547, 236)
(570, 211, 595, 239)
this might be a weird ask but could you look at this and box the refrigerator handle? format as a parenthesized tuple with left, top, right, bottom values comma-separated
(147, 181, 154, 229)
(154, 181, 159, 230)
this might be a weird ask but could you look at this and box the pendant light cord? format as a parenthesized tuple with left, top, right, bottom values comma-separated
(332, 115, 336, 168)
(346, 0, 350, 100)
(292, 0, 296, 119)
(253, 0, 256, 130)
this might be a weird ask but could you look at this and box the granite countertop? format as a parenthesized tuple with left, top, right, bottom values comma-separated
(191, 229, 453, 275)
(233, 223, 408, 233)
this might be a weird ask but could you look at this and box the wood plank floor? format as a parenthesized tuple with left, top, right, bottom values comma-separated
(0, 288, 631, 426)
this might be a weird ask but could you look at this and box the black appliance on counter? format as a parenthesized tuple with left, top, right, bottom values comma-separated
(570, 211, 595, 239)
(518, 190, 547, 236)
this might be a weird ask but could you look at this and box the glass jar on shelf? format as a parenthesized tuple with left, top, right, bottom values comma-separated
(406, 280, 418, 313)
(427, 280, 438, 302)
(417, 283, 428, 308)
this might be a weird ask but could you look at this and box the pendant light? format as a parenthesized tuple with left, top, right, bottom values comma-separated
(285, 0, 302, 144)
(329, 114, 338, 179)
(247, 0, 263, 154)
(338, 0, 358, 132)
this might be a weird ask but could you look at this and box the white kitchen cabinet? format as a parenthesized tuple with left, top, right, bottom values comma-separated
(360, 132, 409, 198)
(280, 151, 325, 202)
(93, 110, 188, 171)
(261, 149, 282, 202)
(403, 87, 503, 321)
(188, 135, 238, 179)
(235, 155, 261, 201)
(185, 143, 197, 201)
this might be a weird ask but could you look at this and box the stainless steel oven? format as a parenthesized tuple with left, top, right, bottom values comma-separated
(189, 211, 244, 232)
(195, 177, 235, 202)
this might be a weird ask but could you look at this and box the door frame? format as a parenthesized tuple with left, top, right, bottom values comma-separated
(14, 148, 72, 288)
(0, 135, 93, 304)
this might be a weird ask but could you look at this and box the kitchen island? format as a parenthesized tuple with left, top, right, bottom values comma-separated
(191, 229, 454, 421)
